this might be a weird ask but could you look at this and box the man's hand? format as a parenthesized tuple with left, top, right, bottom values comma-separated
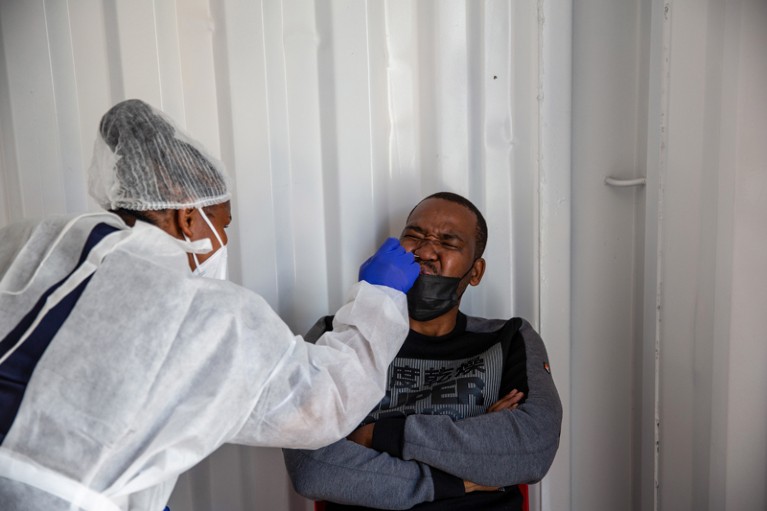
(464, 480, 502, 493)
(347, 423, 375, 448)
(486, 389, 524, 413)
(353, 390, 524, 493)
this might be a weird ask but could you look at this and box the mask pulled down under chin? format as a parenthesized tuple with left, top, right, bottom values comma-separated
(406, 274, 463, 321)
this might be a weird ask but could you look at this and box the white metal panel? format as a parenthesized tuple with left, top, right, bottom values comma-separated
(269, 0, 328, 331)
(259, 0, 298, 331)
(45, 0, 88, 211)
(153, 0, 185, 123)
(113, 1, 163, 106)
(216, 0, 279, 305)
(479, 0, 515, 321)
(316, 0, 378, 320)
(660, 0, 711, 503)
(571, 0, 643, 509)
(721, 2, 767, 508)
(641, 0, 667, 508)
(2, 0, 67, 217)
(383, 0, 422, 221)
(507, 0, 540, 325)
(67, 0, 115, 213)
(537, 1, 572, 509)
(646, 0, 767, 510)
(0, 2, 20, 226)
(432, 2, 471, 191)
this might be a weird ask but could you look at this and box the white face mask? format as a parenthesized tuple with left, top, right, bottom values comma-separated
(187, 207, 228, 280)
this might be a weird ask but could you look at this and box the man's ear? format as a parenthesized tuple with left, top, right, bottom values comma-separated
(175, 208, 196, 239)
(469, 258, 486, 286)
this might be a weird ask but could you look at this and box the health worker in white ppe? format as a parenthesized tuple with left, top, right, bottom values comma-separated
(0, 98, 420, 511)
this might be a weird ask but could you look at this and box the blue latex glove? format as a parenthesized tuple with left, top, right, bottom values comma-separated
(359, 237, 419, 293)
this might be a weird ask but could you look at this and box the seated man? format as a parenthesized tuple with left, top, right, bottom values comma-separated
(283, 192, 562, 510)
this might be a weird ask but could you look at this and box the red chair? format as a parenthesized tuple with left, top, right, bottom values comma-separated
(520, 484, 529, 511)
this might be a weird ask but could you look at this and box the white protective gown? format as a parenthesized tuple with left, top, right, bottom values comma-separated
(0, 213, 409, 511)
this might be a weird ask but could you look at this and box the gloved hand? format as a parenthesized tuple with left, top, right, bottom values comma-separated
(359, 237, 420, 293)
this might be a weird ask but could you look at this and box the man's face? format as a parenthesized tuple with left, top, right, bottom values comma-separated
(399, 198, 484, 289)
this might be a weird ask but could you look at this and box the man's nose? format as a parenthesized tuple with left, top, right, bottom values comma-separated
(412, 238, 440, 260)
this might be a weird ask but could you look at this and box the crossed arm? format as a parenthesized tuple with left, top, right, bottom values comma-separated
(283, 391, 524, 509)
(284, 381, 559, 508)
(346, 390, 525, 490)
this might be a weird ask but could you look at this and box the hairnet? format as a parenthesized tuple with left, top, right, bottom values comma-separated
(88, 99, 231, 211)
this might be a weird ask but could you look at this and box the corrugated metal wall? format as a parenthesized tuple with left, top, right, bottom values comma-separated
(0, 2, 556, 510)
(11, 1, 764, 511)
(0, 0, 541, 329)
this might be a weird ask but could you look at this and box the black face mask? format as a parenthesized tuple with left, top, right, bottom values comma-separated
(407, 265, 474, 322)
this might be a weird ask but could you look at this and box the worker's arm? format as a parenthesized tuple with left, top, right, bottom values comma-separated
(231, 281, 411, 449)
(231, 239, 418, 449)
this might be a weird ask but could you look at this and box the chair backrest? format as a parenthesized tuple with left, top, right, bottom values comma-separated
(520, 484, 529, 511)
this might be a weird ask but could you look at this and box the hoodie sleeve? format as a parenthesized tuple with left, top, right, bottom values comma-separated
(283, 439, 464, 509)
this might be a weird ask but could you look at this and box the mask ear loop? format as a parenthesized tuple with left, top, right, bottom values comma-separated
(129, 217, 211, 255)
(196, 207, 225, 248)
(185, 236, 202, 271)
(184, 207, 224, 271)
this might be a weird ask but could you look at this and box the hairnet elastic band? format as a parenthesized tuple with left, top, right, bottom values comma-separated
(113, 192, 232, 212)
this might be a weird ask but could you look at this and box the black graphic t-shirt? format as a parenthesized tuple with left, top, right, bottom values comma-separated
(363, 313, 528, 426)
